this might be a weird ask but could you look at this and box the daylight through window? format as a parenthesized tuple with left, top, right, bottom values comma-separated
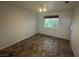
(44, 16, 59, 28)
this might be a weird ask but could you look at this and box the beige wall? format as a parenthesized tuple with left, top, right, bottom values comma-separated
(37, 11, 72, 39)
(70, 3, 79, 56)
(0, 2, 74, 51)
(0, 3, 37, 50)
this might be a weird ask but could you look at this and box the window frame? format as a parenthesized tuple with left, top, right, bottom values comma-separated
(44, 15, 59, 29)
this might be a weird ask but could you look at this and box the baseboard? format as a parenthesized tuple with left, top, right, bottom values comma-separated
(0, 33, 37, 51)
(37, 33, 69, 41)
(70, 41, 77, 57)
(0, 33, 70, 52)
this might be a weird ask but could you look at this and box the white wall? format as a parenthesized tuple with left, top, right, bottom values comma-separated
(37, 11, 72, 39)
(70, 3, 79, 56)
(0, 2, 73, 51)
(0, 3, 37, 50)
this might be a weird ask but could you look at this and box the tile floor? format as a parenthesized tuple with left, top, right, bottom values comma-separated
(0, 33, 74, 57)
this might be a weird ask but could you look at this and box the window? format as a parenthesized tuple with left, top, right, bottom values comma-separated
(44, 15, 59, 28)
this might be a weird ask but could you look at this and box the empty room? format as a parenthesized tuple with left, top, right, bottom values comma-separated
(0, 1, 79, 57)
